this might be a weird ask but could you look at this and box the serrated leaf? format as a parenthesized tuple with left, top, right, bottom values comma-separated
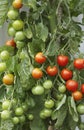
(0, 119, 14, 130)
(28, 38, 45, 58)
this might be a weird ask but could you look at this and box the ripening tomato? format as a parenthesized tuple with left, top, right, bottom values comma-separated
(57, 55, 69, 67)
(66, 80, 78, 92)
(81, 84, 84, 94)
(72, 91, 83, 101)
(3, 74, 14, 85)
(12, 0, 23, 9)
(46, 66, 58, 76)
(6, 39, 16, 48)
(74, 58, 84, 70)
(35, 52, 46, 64)
(61, 68, 73, 80)
(32, 68, 43, 79)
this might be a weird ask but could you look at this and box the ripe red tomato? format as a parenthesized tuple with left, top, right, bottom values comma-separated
(74, 58, 84, 70)
(66, 80, 78, 92)
(57, 55, 69, 67)
(3, 74, 14, 85)
(6, 39, 16, 48)
(35, 52, 46, 64)
(46, 66, 58, 76)
(72, 91, 83, 101)
(61, 68, 73, 80)
(81, 84, 84, 94)
(12, 0, 23, 9)
(32, 68, 43, 79)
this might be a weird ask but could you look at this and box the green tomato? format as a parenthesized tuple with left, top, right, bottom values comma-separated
(15, 31, 25, 41)
(58, 85, 66, 93)
(7, 9, 19, 20)
(31, 85, 44, 95)
(15, 107, 24, 116)
(8, 27, 16, 37)
(22, 103, 28, 112)
(27, 114, 34, 120)
(43, 80, 53, 89)
(16, 41, 25, 49)
(44, 99, 54, 109)
(39, 110, 46, 119)
(12, 20, 24, 31)
(0, 62, 7, 72)
(43, 108, 52, 117)
(11, 98, 17, 106)
(19, 115, 26, 123)
(1, 110, 10, 120)
(56, 93, 64, 100)
(12, 117, 19, 124)
(2, 100, 11, 110)
(77, 104, 84, 114)
(0, 50, 10, 61)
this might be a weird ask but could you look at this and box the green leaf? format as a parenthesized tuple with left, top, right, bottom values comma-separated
(24, 27, 33, 39)
(28, 38, 45, 58)
(35, 23, 48, 42)
(0, 119, 14, 130)
(0, 0, 8, 27)
(23, 0, 37, 11)
(68, 96, 79, 122)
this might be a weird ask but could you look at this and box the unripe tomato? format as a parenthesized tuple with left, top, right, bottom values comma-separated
(8, 27, 16, 37)
(0, 50, 10, 61)
(43, 108, 52, 117)
(32, 68, 43, 79)
(61, 68, 73, 80)
(6, 39, 16, 48)
(72, 91, 83, 101)
(3, 74, 14, 85)
(0, 62, 7, 72)
(81, 84, 84, 94)
(7, 9, 19, 20)
(58, 85, 66, 93)
(35, 52, 46, 64)
(74, 58, 84, 70)
(39, 110, 46, 119)
(15, 31, 25, 41)
(19, 115, 26, 123)
(2, 100, 11, 110)
(66, 80, 78, 92)
(12, 20, 24, 31)
(31, 85, 44, 95)
(15, 107, 24, 116)
(12, 117, 20, 124)
(57, 55, 69, 67)
(77, 104, 84, 114)
(1, 110, 10, 120)
(12, 0, 23, 9)
(27, 114, 34, 120)
(44, 99, 54, 109)
(43, 80, 53, 89)
(46, 66, 58, 76)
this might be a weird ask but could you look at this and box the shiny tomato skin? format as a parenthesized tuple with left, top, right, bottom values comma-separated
(35, 52, 46, 64)
(57, 55, 69, 67)
(12, 0, 23, 9)
(32, 68, 43, 79)
(81, 84, 84, 94)
(46, 66, 58, 76)
(6, 39, 16, 48)
(74, 58, 84, 70)
(61, 68, 73, 80)
(12, 20, 24, 31)
(3, 74, 14, 85)
(72, 91, 83, 101)
(66, 80, 78, 92)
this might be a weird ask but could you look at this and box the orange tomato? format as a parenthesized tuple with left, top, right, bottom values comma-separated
(72, 91, 83, 101)
(12, 0, 23, 9)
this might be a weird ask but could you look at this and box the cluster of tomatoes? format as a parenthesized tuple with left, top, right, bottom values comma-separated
(32, 52, 84, 102)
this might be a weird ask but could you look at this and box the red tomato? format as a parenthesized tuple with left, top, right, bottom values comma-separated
(46, 66, 58, 76)
(12, 0, 23, 9)
(66, 80, 78, 92)
(6, 39, 16, 48)
(72, 91, 83, 101)
(32, 68, 43, 79)
(74, 58, 84, 70)
(81, 84, 84, 94)
(35, 52, 46, 64)
(61, 68, 73, 80)
(57, 55, 69, 67)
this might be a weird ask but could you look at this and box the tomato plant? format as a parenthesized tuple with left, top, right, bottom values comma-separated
(3, 74, 14, 85)
(57, 55, 69, 67)
(74, 58, 84, 70)
(32, 68, 43, 79)
(72, 91, 83, 101)
(46, 66, 58, 76)
(61, 68, 73, 80)
(66, 79, 78, 92)
(35, 52, 46, 64)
